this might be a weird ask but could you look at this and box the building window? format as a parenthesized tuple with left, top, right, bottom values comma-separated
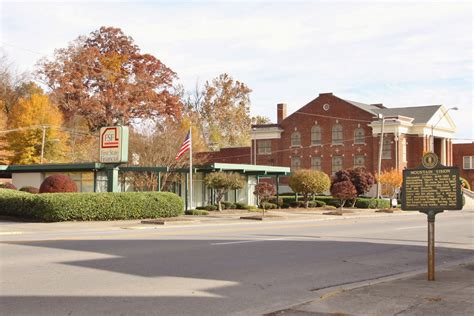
(332, 124, 343, 144)
(382, 138, 391, 159)
(332, 156, 343, 174)
(311, 125, 321, 145)
(291, 157, 301, 170)
(354, 128, 365, 144)
(402, 139, 407, 163)
(44, 172, 94, 192)
(463, 156, 474, 169)
(311, 157, 322, 170)
(258, 140, 271, 155)
(291, 131, 301, 147)
(354, 155, 365, 167)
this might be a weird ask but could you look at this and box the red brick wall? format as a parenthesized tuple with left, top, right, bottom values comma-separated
(196, 147, 251, 164)
(453, 143, 474, 189)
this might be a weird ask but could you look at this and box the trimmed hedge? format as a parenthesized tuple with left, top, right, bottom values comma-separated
(355, 198, 390, 209)
(0, 189, 183, 222)
(196, 205, 218, 211)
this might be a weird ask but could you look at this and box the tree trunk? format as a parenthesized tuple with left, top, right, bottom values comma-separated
(340, 199, 345, 211)
(304, 194, 309, 208)
(351, 198, 357, 207)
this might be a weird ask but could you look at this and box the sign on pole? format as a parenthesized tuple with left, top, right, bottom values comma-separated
(99, 126, 129, 164)
(401, 152, 463, 281)
(402, 152, 462, 211)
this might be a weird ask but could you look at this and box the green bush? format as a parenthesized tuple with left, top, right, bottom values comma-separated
(185, 209, 209, 216)
(221, 201, 236, 209)
(196, 205, 218, 211)
(235, 202, 248, 209)
(355, 198, 390, 209)
(290, 201, 305, 208)
(0, 190, 183, 222)
(260, 202, 277, 210)
(281, 203, 290, 209)
(314, 200, 326, 207)
(246, 205, 258, 211)
(269, 198, 283, 207)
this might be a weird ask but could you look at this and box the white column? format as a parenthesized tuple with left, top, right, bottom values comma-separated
(441, 138, 447, 165)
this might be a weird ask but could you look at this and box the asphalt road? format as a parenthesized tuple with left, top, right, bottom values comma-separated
(1, 210, 473, 316)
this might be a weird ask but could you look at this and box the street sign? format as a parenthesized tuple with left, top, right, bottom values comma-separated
(402, 153, 462, 211)
(99, 126, 129, 164)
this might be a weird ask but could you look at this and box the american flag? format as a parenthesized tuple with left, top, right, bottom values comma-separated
(175, 131, 191, 160)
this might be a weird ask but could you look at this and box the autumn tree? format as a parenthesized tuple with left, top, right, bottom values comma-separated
(37, 26, 182, 131)
(332, 168, 375, 206)
(378, 169, 402, 198)
(254, 182, 276, 216)
(330, 181, 357, 210)
(6, 93, 68, 164)
(204, 172, 244, 211)
(125, 118, 208, 192)
(185, 74, 252, 149)
(289, 169, 331, 208)
(251, 115, 271, 125)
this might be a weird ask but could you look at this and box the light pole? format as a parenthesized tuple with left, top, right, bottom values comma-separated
(430, 107, 458, 153)
(376, 114, 385, 199)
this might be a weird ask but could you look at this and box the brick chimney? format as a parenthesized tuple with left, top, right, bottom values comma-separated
(277, 103, 287, 123)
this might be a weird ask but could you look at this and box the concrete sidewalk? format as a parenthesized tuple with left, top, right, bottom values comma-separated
(268, 262, 474, 316)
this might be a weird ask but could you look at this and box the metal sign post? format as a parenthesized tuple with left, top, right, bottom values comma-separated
(401, 152, 462, 281)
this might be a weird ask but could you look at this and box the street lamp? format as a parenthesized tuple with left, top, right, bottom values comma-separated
(376, 113, 385, 199)
(430, 107, 458, 153)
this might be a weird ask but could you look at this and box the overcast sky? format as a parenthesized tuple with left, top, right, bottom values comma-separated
(1, 0, 472, 142)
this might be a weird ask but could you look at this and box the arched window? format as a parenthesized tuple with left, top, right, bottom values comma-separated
(332, 124, 343, 144)
(291, 131, 301, 147)
(354, 128, 365, 144)
(311, 125, 321, 145)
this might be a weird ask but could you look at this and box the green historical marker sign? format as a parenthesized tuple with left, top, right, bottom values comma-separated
(402, 153, 462, 211)
(401, 152, 463, 281)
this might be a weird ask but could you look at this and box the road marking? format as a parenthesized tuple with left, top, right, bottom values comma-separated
(395, 225, 426, 230)
(211, 237, 288, 245)
(0, 231, 23, 236)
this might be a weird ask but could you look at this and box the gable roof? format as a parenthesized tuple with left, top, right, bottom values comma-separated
(372, 105, 442, 124)
(341, 98, 382, 115)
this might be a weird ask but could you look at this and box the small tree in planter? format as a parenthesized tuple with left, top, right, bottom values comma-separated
(289, 169, 331, 208)
(332, 168, 375, 206)
(378, 169, 402, 198)
(254, 182, 276, 217)
(330, 180, 357, 210)
(204, 172, 244, 211)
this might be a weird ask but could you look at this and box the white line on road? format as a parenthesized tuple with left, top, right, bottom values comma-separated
(211, 237, 289, 245)
(395, 225, 426, 230)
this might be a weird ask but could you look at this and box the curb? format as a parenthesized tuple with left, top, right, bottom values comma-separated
(264, 257, 474, 315)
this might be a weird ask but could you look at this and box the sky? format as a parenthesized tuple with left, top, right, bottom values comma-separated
(1, 0, 472, 142)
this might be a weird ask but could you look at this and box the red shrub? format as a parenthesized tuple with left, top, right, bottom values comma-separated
(0, 182, 17, 190)
(39, 174, 78, 193)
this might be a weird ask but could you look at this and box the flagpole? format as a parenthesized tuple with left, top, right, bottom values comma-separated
(189, 127, 193, 210)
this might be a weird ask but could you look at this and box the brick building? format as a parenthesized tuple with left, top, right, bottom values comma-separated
(453, 143, 474, 190)
(199, 93, 458, 190)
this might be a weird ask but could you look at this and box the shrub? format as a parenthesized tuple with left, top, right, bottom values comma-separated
(222, 201, 236, 209)
(185, 209, 209, 216)
(331, 180, 357, 210)
(235, 202, 248, 209)
(204, 172, 244, 211)
(460, 177, 471, 190)
(19, 186, 39, 194)
(0, 183, 17, 190)
(355, 198, 390, 209)
(281, 203, 290, 209)
(289, 169, 331, 207)
(39, 174, 77, 193)
(269, 197, 283, 207)
(197, 205, 218, 211)
(260, 202, 277, 210)
(246, 205, 258, 211)
(0, 191, 183, 221)
(314, 200, 326, 207)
